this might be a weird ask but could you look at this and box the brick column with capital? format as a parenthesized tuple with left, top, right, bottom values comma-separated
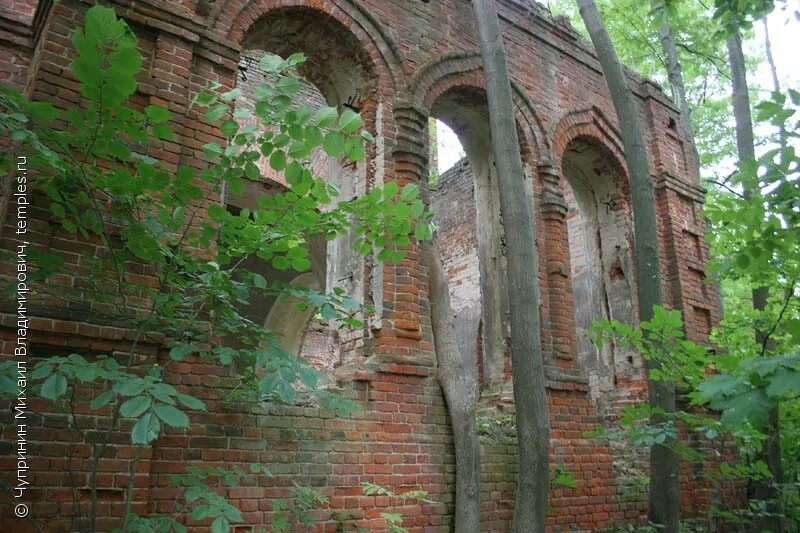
(539, 160, 577, 368)
(369, 103, 434, 365)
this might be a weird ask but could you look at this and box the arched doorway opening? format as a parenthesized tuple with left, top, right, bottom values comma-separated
(224, 7, 377, 370)
(561, 137, 639, 395)
(429, 86, 536, 390)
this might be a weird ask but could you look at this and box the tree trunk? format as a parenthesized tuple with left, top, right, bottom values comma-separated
(429, 246, 481, 533)
(650, 0, 704, 181)
(471, 1, 550, 531)
(762, 18, 787, 151)
(651, 0, 693, 141)
(576, 1, 679, 531)
(726, 29, 785, 533)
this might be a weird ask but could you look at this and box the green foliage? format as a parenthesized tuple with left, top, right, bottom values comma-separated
(476, 414, 516, 439)
(0, 5, 432, 531)
(551, 463, 578, 490)
(697, 355, 800, 429)
(551, 0, 798, 526)
(111, 464, 273, 533)
(547, 0, 737, 174)
(598, 521, 708, 533)
(590, 306, 711, 390)
(360, 482, 435, 533)
(270, 483, 329, 533)
(709, 0, 776, 32)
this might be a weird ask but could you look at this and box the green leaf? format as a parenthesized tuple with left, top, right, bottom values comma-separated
(219, 88, 241, 102)
(131, 412, 161, 444)
(245, 162, 261, 180)
(269, 150, 286, 171)
(338, 108, 364, 133)
(211, 516, 230, 533)
(288, 140, 310, 159)
(120, 395, 152, 418)
(381, 512, 403, 525)
(276, 76, 301, 96)
(41, 373, 67, 400)
(202, 142, 223, 158)
(145, 105, 171, 124)
(734, 253, 750, 270)
(252, 273, 267, 289)
(285, 161, 302, 185)
(153, 403, 190, 427)
(176, 392, 206, 411)
(552, 473, 578, 489)
(169, 344, 195, 361)
(697, 374, 743, 405)
(90, 390, 115, 410)
(207, 104, 228, 123)
(765, 370, 800, 399)
(785, 319, 800, 343)
(75, 361, 97, 383)
(344, 137, 365, 161)
(720, 389, 773, 429)
(30, 364, 54, 380)
(153, 123, 174, 140)
(259, 54, 283, 73)
(285, 52, 306, 67)
(314, 106, 338, 128)
(151, 384, 177, 405)
(322, 131, 345, 157)
(193, 91, 217, 107)
(320, 303, 337, 320)
(115, 379, 146, 397)
(382, 181, 399, 200)
(414, 222, 433, 242)
(401, 184, 419, 201)
(305, 125, 323, 147)
(220, 119, 239, 138)
(298, 367, 320, 389)
(290, 257, 311, 271)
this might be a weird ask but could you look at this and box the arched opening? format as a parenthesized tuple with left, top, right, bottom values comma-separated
(224, 7, 377, 370)
(429, 86, 526, 389)
(561, 138, 639, 395)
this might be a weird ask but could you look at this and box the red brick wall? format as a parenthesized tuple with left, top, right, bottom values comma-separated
(431, 158, 481, 316)
(0, 0, 726, 531)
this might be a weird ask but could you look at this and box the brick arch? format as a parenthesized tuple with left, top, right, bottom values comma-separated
(551, 106, 627, 181)
(552, 106, 640, 394)
(408, 51, 547, 159)
(203, 0, 405, 96)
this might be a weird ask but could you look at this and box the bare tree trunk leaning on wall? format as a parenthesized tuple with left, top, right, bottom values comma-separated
(429, 246, 481, 533)
(471, 1, 550, 531)
(727, 29, 785, 533)
(575, 1, 679, 531)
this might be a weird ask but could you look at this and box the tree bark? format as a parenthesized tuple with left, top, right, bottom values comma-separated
(576, 1, 679, 531)
(726, 29, 785, 533)
(429, 246, 481, 533)
(651, 0, 694, 141)
(762, 18, 787, 151)
(650, 0, 706, 184)
(471, 1, 550, 531)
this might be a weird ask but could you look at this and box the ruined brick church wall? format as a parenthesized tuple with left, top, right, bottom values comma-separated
(0, 0, 723, 530)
